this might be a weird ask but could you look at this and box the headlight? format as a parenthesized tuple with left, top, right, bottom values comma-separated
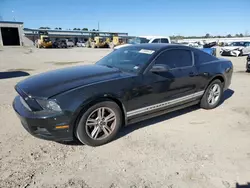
(36, 99, 62, 112)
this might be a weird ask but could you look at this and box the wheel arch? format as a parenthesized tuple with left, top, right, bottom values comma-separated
(206, 74, 225, 90)
(72, 94, 127, 137)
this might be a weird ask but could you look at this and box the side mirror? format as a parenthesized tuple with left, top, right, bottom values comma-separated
(150, 64, 169, 73)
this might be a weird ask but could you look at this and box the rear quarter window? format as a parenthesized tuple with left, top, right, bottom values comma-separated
(194, 50, 217, 65)
(160, 38, 169, 43)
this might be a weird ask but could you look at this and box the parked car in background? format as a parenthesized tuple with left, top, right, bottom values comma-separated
(203, 41, 217, 48)
(65, 39, 75, 47)
(13, 44, 233, 146)
(76, 41, 86, 47)
(52, 40, 68, 48)
(181, 41, 217, 56)
(114, 36, 171, 50)
(220, 41, 250, 57)
(246, 54, 250, 72)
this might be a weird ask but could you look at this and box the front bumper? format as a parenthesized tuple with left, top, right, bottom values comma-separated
(220, 50, 240, 56)
(13, 96, 74, 141)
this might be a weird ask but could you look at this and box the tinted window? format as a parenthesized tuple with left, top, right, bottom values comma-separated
(194, 50, 217, 65)
(152, 39, 160, 43)
(160, 38, 169, 43)
(155, 49, 193, 68)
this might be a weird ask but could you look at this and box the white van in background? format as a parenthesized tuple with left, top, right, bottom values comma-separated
(114, 36, 171, 50)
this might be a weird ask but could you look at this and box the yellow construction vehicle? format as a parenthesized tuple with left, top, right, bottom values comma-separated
(108, 34, 126, 49)
(90, 36, 109, 48)
(35, 31, 52, 48)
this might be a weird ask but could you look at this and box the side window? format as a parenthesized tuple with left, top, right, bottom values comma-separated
(155, 49, 193, 69)
(160, 38, 169, 43)
(194, 50, 217, 65)
(152, 38, 160, 43)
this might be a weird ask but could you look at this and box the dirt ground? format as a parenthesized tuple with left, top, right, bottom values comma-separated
(0, 47, 249, 188)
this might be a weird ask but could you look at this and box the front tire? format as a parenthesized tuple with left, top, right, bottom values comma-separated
(200, 79, 223, 109)
(76, 101, 122, 146)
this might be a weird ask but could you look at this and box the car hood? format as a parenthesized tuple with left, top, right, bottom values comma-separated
(221, 46, 244, 51)
(16, 64, 126, 99)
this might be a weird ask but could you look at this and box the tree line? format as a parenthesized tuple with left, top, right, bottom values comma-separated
(170, 33, 248, 40)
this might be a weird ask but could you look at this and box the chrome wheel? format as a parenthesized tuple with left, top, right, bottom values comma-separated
(85, 107, 116, 140)
(207, 83, 221, 105)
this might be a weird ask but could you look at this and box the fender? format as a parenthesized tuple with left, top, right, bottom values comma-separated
(71, 92, 128, 128)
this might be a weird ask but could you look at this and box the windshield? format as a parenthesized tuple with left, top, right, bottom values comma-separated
(96, 46, 155, 73)
(128, 37, 150, 44)
(230, 42, 245, 46)
(43, 37, 50, 42)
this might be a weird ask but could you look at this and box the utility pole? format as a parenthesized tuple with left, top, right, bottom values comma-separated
(12, 10, 16, 21)
(98, 21, 100, 31)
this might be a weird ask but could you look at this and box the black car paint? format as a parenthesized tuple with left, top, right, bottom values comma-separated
(13, 44, 233, 142)
(246, 54, 250, 71)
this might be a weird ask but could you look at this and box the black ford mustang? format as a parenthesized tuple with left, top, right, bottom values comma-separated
(13, 44, 233, 146)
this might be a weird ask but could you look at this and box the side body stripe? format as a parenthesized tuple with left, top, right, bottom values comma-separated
(126, 91, 204, 117)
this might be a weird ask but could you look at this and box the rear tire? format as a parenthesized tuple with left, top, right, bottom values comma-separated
(200, 79, 223, 109)
(76, 101, 122, 146)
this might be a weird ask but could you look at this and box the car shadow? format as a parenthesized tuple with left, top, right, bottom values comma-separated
(116, 105, 200, 140)
(56, 140, 82, 146)
(236, 183, 250, 188)
(218, 88, 234, 106)
(57, 89, 234, 146)
(0, 71, 30, 79)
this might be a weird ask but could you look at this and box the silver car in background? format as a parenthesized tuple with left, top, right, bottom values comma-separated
(76, 41, 86, 47)
(65, 39, 75, 47)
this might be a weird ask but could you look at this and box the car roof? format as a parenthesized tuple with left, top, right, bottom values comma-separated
(124, 43, 192, 51)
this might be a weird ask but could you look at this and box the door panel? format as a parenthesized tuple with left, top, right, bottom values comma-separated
(125, 73, 171, 112)
(156, 67, 199, 101)
(126, 48, 201, 117)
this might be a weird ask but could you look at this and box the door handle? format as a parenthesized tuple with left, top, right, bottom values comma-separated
(189, 72, 197, 77)
(202, 72, 209, 76)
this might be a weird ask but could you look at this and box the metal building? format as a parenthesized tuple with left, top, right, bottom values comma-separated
(0, 21, 24, 46)
(24, 28, 129, 44)
(0, 21, 129, 46)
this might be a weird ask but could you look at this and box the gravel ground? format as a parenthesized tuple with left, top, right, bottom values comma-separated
(0, 47, 249, 188)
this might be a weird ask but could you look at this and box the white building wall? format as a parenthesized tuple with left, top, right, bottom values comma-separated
(0, 22, 24, 46)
